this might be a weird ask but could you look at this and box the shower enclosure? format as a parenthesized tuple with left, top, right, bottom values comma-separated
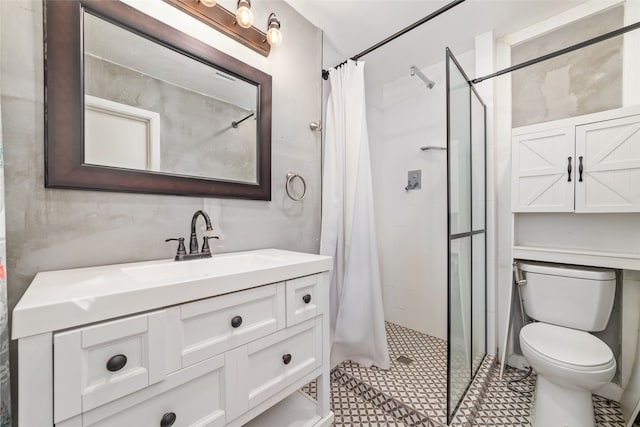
(446, 48, 487, 422)
(321, 17, 489, 423)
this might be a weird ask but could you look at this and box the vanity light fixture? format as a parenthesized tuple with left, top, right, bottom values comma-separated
(266, 13, 282, 47)
(164, 0, 282, 57)
(235, 0, 254, 29)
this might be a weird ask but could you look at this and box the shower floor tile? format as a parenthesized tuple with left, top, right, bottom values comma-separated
(337, 322, 450, 424)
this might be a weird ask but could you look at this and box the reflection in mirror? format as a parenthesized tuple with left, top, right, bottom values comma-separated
(83, 11, 259, 183)
(84, 95, 161, 171)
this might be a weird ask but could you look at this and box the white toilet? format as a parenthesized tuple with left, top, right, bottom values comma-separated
(518, 261, 617, 427)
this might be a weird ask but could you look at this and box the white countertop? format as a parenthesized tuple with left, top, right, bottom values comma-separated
(12, 248, 333, 339)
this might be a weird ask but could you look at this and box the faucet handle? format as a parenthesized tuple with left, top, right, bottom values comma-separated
(165, 237, 187, 259)
(201, 236, 219, 254)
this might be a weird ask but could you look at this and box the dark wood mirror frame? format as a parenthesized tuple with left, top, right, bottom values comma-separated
(45, 0, 272, 200)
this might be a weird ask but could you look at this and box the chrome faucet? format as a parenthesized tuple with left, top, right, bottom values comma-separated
(166, 210, 219, 261)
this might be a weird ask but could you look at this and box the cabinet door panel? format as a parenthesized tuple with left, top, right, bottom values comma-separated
(575, 114, 640, 212)
(54, 310, 167, 422)
(512, 127, 575, 212)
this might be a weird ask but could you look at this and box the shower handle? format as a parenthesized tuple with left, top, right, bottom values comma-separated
(567, 156, 572, 182)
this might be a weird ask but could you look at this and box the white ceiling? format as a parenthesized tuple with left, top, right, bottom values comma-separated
(285, 0, 589, 84)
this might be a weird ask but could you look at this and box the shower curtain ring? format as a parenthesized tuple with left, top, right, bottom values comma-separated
(286, 173, 306, 201)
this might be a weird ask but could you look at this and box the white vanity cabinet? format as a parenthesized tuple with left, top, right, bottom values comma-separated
(12, 249, 334, 427)
(512, 106, 640, 212)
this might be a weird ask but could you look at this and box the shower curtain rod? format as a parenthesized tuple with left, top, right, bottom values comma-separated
(471, 20, 640, 84)
(231, 112, 254, 128)
(322, 0, 466, 80)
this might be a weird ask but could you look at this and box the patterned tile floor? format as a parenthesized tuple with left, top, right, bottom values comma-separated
(475, 364, 627, 427)
(303, 322, 628, 426)
(337, 322, 450, 424)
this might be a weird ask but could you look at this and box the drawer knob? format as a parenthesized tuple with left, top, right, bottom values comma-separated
(302, 294, 312, 304)
(106, 354, 127, 372)
(160, 412, 176, 427)
(231, 315, 243, 328)
(282, 353, 292, 365)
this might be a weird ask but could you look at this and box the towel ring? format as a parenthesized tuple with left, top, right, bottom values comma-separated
(286, 173, 307, 201)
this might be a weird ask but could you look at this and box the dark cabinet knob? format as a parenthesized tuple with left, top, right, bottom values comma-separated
(282, 353, 292, 365)
(106, 354, 127, 372)
(302, 294, 312, 304)
(231, 315, 243, 328)
(160, 412, 176, 427)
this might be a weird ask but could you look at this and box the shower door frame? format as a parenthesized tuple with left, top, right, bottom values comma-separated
(445, 47, 487, 423)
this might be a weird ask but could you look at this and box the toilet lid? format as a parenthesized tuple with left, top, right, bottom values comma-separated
(520, 323, 613, 368)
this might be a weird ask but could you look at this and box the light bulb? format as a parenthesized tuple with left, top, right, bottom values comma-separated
(199, 0, 217, 7)
(236, 1, 253, 29)
(266, 27, 282, 47)
(266, 13, 282, 47)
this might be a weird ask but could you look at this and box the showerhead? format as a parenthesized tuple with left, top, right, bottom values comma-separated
(410, 65, 435, 89)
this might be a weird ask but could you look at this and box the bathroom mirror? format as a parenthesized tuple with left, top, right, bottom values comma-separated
(45, 0, 272, 199)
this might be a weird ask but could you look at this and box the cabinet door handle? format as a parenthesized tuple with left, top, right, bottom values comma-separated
(282, 353, 292, 365)
(231, 316, 243, 328)
(567, 156, 572, 182)
(160, 412, 176, 427)
(302, 294, 312, 304)
(106, 354, 127, 372)
(578, 156, 584, 182)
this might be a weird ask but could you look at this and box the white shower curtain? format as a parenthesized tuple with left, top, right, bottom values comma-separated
(320, 60, 390, 370)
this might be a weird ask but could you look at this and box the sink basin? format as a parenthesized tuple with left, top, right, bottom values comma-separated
(123, 252, 286, 283)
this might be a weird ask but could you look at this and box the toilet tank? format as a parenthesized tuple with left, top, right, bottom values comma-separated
(518, 261, 616, 332)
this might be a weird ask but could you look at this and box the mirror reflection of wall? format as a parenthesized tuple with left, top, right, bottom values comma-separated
(83, 11, 259, 184)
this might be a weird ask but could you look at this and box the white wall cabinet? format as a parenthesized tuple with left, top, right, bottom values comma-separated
(12, 249, 333, 427)
(512, 107, 640, 212)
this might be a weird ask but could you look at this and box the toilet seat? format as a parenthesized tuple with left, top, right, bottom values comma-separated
(520, 322, 615, 371)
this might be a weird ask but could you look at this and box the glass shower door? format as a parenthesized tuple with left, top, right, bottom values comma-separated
(446, 48, 486, 423)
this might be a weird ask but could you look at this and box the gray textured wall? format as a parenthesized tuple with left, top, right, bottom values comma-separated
(0, 1, 322, 423)
(511, 6, 623, 127)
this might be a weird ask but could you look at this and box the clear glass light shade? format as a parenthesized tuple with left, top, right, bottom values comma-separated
(200, 0, 217, 7)
(236, 5, 253, 29)
(266, 27, 282, 47)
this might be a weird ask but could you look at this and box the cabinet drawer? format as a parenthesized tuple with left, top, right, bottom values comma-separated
(54, 311, 167, 423)
(64, 355, 226, 427)
(243, 317, 322, 411)
(168, 283, 285, 370)
(286, 274, 322, 327)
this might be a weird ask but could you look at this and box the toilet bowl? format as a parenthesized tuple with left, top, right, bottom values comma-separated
(520, 322, 616, 427)
(517, 262, 617, 427)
